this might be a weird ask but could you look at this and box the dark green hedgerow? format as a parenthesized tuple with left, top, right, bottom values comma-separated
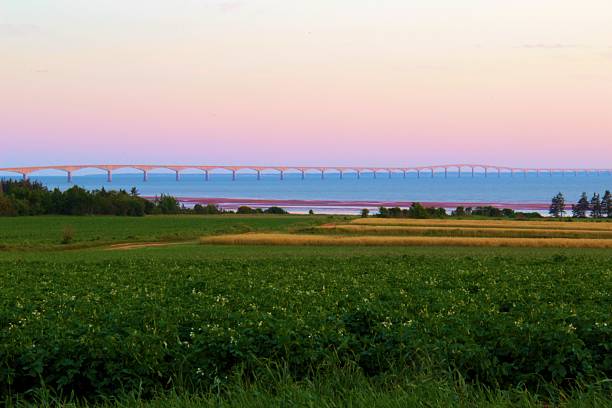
(0, 254, 611, 401)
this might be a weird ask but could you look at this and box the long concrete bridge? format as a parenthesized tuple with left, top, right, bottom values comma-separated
(1, 164, 611, 183)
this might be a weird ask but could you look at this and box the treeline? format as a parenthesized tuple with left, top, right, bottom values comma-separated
(0, 180, 172, 216)
(549, 191, 612, 218)
(192, 204, 287, 215)
(0, 180, 290, 216)
(369, 203, 542, 219)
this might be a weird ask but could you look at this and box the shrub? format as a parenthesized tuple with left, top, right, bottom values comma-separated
(61, 225, 75, 244)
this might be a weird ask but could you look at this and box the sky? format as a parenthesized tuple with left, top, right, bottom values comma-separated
(1, 0, 612, 168)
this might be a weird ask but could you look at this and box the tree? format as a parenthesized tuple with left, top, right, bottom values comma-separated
(549, 192, 565, 218)
(453, 206, 466, 217)
(360, 208, 369, 218)
(377, 206, 389, 218)
(237, 206, 257, 214)
(264, 206, 288, 214)
(590, 193, 602, 218)
(406, 202, 429, 219)
(602, 190, 612, 218)
(157, 194, 180, 214)
(572, 192, 589, 218)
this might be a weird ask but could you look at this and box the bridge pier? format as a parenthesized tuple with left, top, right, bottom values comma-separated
(431, 169, 434, 178)
(416, 170, 420, 179)
(301, 170, 305, 180)
(205, 170, 209, 181)
(320, 170, 324, 180)
(175, 171, 180, 182)
(67, 171, 73, 183)
(458, 168, 461, 178)
(484, 168, 487, 178)
(339, 171, 343, 180)
(388, 170, 392, 179)
(444, 168, 447, 178)
(232, 170, 236, 181)
(22, 173, 28, 181)
(257, 170, 261, 180)
(107, 170, 112, 183)
(497, 169, 501, 177)
(471, 168, 474, 178)
(280, 170, 284, 180)
(357, 170, 360, 179)
(373, 170, 377, 179)
(403, 170, 406, 179)
(143, 170, 148, 182)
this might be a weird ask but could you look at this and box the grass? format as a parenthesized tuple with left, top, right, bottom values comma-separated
(8, 368, 611, 407)
(200, 232, 612, 248)
(1, 215, 611, 406)
(0, 215, 332, 250)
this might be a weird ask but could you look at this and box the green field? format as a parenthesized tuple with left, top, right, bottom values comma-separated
(1, 216, 611, 407)
(0, 215, 332, 249)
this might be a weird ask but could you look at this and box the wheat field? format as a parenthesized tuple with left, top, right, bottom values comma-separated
(200, 233, 612, 248)
(316, 224, 612, 239)
(350, 217, 612, 231)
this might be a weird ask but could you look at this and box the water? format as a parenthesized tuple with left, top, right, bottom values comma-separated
(3, 171, 611, 214)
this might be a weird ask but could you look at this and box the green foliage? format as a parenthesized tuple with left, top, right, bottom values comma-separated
(603, 190, 612, 218)
(361, 208, 369, 218)
(1, 247, 610, 402)
(155, 194, 181, 214)
(263, 206, 288, 215)
(549, 192, 566, 218)
(572, 193, 590, 218)
(0, 180, 154, 216)
(377, 203, 446, 219)
(236, 206, 261, 214)
(193, 204, 222, 215)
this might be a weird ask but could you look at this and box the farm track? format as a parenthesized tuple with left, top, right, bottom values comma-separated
(107, 241, 190, 250)
(200, 233, 612, 248)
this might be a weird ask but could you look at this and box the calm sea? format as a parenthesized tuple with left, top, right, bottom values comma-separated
(3, 171, 611, 214)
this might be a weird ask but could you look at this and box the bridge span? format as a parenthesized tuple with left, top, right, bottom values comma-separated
(1, 164, 611, 183)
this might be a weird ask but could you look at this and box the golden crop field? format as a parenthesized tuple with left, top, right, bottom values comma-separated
(316, 224, 612, 239)
(350, 217, 612, 231)
(200, 233, 612, 248)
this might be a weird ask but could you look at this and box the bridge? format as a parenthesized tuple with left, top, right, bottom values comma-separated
(1, 164, 611, 183)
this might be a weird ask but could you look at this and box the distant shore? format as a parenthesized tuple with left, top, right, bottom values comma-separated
(146, 196, 560, 213)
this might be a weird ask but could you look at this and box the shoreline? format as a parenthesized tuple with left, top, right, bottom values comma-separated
(146, 196, 560, 212)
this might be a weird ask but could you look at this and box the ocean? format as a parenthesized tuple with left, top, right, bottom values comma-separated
(3, 171, 611, 214)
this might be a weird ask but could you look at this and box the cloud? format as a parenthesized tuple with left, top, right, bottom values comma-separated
(0, 24, 41, 37)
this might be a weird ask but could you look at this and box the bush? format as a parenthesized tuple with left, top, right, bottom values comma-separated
(264, 206, 288, 214)
(61, 225, 75, 244)
(194, 204, 222, 214)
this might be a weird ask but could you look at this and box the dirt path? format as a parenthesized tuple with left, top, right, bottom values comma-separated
(107, 242, 186, 251)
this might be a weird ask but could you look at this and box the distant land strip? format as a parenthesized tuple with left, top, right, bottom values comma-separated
(154, 196, 561, 211)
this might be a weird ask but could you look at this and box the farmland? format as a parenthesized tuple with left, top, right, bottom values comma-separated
(1, 215, 611, 406)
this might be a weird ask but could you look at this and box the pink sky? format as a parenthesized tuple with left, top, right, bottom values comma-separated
(1, 1, 612, 168)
